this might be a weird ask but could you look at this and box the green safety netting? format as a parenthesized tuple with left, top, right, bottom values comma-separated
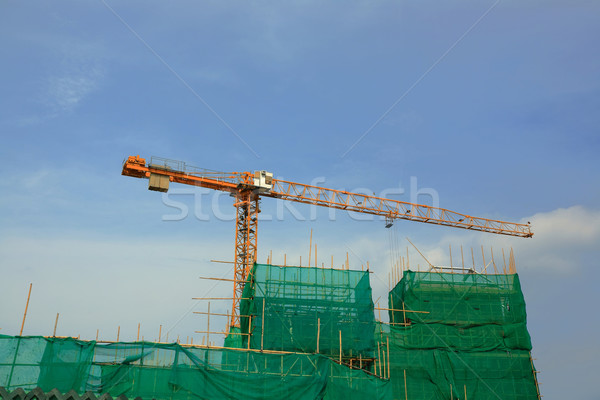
(380, 271, 539, 400)
(389, 271, 529, 328)
(238, 264, 376, 359)
(1, 269, 539, 400)
(0, 335, 391, 400)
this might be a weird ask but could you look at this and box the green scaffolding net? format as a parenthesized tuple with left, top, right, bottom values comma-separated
(238, 264, 376, 360)
(379, 271, 539, 400)
(0, 269, 539, 400)
(0, 336, 391, 400)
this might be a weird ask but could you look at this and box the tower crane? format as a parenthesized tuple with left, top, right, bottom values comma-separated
(122, 155, 533, 328)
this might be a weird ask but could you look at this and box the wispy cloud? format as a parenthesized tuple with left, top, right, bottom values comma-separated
(46, 68, 103, 113)
(409, 205, 600, 273)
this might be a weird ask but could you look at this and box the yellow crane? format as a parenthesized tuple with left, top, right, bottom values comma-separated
(122, 155, 532, 328)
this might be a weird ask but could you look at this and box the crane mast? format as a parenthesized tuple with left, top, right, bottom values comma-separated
(122, 155, 532, 329)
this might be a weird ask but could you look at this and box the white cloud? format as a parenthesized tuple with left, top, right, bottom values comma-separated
(409, 205, 600, 273)
(47, 68, 103, 112)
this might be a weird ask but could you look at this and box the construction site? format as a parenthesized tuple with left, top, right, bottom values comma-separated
(0, 156, 541, 400)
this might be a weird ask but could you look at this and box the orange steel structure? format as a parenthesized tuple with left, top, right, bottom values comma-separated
(122, 155, 533, 328)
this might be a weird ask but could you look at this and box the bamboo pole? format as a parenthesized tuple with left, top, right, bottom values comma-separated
(404, 369, 408, 400)
(96, 329, 99, 341)
(193, 297, 251, 300)
(449, 244, 453, 268)
(194, 330, 250, 336)
(502, 248, 508, 274)
(261, 298, 265, 351)
(377, 343, 382, 376)
(386, 337, 390, 379)
(247, 315, 252, 349)
(407, 237, 437, 272)
(315, 244, 317, 268)
(137, 323, 140, 341)
(339, 330, 342, 363)
(464, 384, 468, 400)
(284, 253, 287, 266)
(510, 247, 516, 273)
(309, 229, 312, 267)
(481, 245, 487, 273)
(195, 311, 252, 318)
(117, 326, 120, 341)
(159, 325, 162, 342)
(317, 318, 320, 353)
(19, 283, 32, 336)
(381, 344, 386, 379)
(199, 276, 238, 282)
(207, 302, 211, 347)
(491, 247, 498, 274)
(461, 245, 465, 269)
(53, 313, 59, 337)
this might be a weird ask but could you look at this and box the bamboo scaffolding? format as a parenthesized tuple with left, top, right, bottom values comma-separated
(491, 247, 498, 274)
(199, 276, 238, 282)
(386, 337, 390, 379)
(374, 307, 429, 314)
(194, 311, 252, 318)
(481, 245, 487, 273)
(308, 229, 312, 267)
(407, 237, 439, 273)
(53, 313, 59, 337)
(207, 302, 210, 347)
(261, 298, 265, 351)
(404, 369, 408, 400)
(317, 318, 320, 353)
(19, 284, 32, 336)
(339, 330, 342, 363)
(194, 330, 250, 336)
(377, 343, 382, 376)
(193, 297, 252, 300)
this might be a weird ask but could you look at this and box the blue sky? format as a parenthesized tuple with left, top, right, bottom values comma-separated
(1, 1, 599, 398)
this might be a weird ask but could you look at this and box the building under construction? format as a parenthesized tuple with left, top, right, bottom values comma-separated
(0, 259, 540, 399)
(0, 156, 540, 399)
